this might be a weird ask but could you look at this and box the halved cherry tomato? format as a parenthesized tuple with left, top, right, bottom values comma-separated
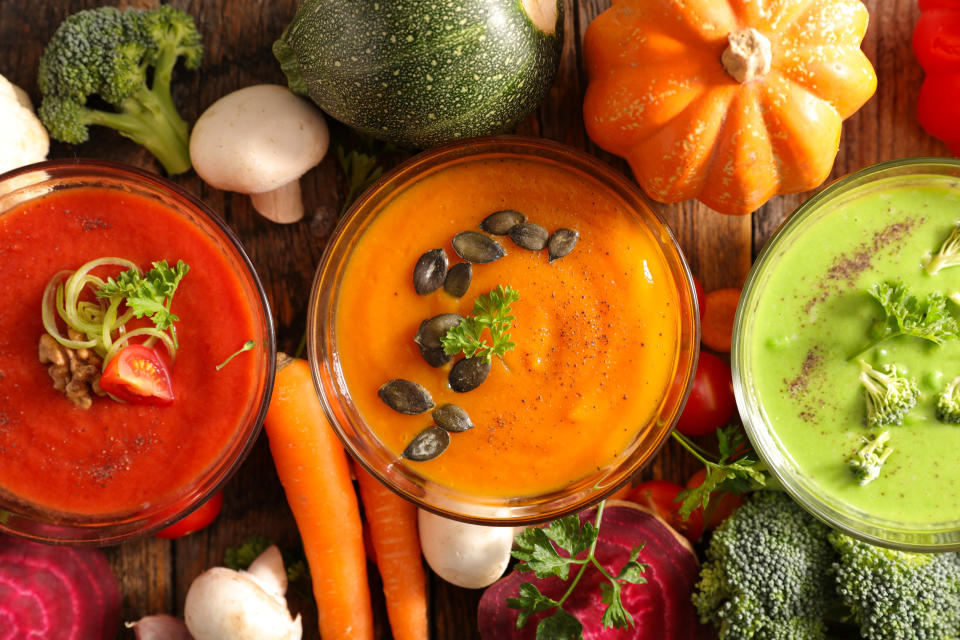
(99, 344, 174, 405)
(625, 480, 703, 543)
(702, 288, 741, 353)
(154, 491, 224, 539)
(685, 468, 744, 530)
(676, 352, 737, 437)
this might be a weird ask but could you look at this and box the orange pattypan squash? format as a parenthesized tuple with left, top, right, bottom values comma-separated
(583, 0, 877, 215)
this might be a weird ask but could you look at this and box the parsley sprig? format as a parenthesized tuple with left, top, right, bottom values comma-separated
(336, 146, 385, 216)
(508, 502, 648, 638)
(673, 425, 768, 519)
(849, 281, 960, 359)
(441, 285, 519, 363)
(96, 259, 189, 339)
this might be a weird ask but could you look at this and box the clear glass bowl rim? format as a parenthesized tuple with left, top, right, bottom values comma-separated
(0, 158, 276, 546)
(307, 135, 700, 526)
(732, 156, 960, 552)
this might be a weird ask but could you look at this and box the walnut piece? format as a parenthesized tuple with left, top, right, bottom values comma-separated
(38, 333, 102, 409)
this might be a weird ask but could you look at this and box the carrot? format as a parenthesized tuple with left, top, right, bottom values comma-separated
(263, 354, 373, 640)
(701, 287, 741, 353)
(354, 460, 429, 640)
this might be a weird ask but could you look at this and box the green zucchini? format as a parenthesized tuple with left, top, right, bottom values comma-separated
(274, 0, 563, 148)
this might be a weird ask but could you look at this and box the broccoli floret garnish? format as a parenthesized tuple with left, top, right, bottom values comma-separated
(830, 532, 960, 640)
(37, 5, 202, 175)
(847, 430, 893, 486)
(926, 224, 960, 275)
(937, 376, 960, 424)
(858, 360, 919, 429)
(693, 491, 836, 640)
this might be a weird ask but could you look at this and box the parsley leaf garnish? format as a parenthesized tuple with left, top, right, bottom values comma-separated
(849, 281, 960, 359)
(96, 259, 189, 337)
(440, 285, 519, 363)
(673, 425, 767, 519)
(507, 502, 647, 638)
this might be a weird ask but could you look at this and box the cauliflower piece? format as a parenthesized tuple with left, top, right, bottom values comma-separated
(0, 74, 49, 175)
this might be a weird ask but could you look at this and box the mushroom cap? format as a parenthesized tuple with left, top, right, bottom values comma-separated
(189, 84, 329, 195)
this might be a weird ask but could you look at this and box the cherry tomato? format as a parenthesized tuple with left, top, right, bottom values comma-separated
(154, 491, 224, 539)
(625, 480, 703, 543)
(692, 275, 706, 324)
(100, 344, 174, 405)
(701, 288, 741, 353)
(685, 468, 744, 530)
(676, 351, 736, 436)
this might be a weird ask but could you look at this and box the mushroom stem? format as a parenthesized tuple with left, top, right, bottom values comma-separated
(721, 28, 772, 83)
(249, 179, 305, 224)
(520, 0, 559, 35)
(246, 545, 287, 599)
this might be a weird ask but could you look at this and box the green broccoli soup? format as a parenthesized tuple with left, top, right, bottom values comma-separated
(746, 172, 960, 526)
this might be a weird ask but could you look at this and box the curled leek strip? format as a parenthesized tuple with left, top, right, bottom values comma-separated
(41, 257, 181, 369)
(42, 270, 96, 350)
(102, 327, 176, 368)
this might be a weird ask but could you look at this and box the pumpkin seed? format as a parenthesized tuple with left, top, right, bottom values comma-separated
(413, 248, 448, 295)
(480, 209, 526, 235)
(452, 231, 506, 264)
(402, 426, 450, 462)
(443, 262, 472, 298)
(508, 222, 549, 251)
(548, 228, 579, 262)
(415, 314, 463, 349)
(378, 379, 435, 414)
(449, 357, 490, 392)
(414, 313, 463, 367)
(432, 403, 474, 433)
(419, 346, 450, 368)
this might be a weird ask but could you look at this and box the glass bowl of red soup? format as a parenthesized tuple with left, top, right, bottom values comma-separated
(307, 137, 698, 525)
(0, 160, 275, 545)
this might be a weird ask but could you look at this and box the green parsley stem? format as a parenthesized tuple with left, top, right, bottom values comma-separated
(552, 501, 607, 610)
(671, 431, 716, 467)
(216, 340, 255, 371)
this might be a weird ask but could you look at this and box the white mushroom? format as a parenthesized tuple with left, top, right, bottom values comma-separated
(189, 84, 329, 224)
(0, 73, 49, 175)
(418, 509, 514, 589)
(184, 545, 302, 640)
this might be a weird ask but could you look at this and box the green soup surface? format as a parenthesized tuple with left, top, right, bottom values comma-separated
(749, 174, 960, 525)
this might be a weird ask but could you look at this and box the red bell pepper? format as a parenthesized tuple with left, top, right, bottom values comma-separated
(914, 0, 960, 155)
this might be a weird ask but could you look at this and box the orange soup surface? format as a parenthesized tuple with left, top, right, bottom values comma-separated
(336, 157, 683, 497)
(0, 187, 260, 516)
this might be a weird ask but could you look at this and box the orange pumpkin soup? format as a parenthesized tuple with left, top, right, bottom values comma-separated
(336, 156, 684, 497)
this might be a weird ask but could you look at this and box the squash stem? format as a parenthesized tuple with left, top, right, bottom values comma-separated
(721, 28, 772, 83)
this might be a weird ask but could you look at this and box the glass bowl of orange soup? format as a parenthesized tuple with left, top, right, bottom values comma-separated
(0, 160, 275, 545)
(308, 137, 698, 525)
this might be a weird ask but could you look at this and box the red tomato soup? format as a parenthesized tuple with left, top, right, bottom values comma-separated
(0, 187, 260, 517)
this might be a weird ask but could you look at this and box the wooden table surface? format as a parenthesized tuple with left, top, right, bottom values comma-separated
(0, 0, 949, 637)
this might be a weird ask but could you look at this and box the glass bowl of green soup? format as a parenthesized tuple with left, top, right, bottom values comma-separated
(734, 158, 960, 551)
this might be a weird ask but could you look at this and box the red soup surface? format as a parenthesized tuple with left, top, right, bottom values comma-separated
(0, 187, 259, 517)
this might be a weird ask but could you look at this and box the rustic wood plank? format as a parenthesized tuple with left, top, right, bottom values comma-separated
(0, 0, 945, 637)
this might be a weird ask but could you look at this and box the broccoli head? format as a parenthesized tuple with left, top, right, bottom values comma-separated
(847, 430, 893, 486)
(830, 532, 960, 640)
(937, 375, 960, 424)
(692, 491, 836, 640)
(858, 360, 919, 429)
(37, 5, 202, 175)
